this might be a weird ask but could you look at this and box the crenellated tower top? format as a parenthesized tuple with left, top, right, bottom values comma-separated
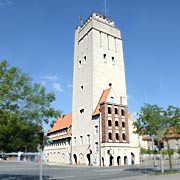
(78, 12, 115, 30)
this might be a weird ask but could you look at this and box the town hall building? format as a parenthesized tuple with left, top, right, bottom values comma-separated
(45, 12, 140, 166)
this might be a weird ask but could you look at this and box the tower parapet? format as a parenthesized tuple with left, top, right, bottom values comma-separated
(78, 12, 115, 30)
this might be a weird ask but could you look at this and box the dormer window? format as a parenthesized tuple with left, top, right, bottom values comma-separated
(110, 97, 114, 103)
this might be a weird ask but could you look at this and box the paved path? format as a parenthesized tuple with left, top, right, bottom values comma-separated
(115, 173, 180, 180)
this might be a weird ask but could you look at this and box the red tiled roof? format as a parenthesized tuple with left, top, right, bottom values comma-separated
(92, 88, 111, 116)
(165, 127, 180, 138)
(48, 113, 72, 133)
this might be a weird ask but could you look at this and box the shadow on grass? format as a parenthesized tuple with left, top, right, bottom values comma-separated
(0, 174, 52, 180)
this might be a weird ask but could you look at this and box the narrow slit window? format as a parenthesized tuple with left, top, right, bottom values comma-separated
(78, 60, 81, 68)
(115, 108, 118, 114)
(103, 54, 107, 63)
(108, 132, 112, 140)
(84, 56, 86, 64)
(122, 133, 126, 141)
(121, 109, 125, 116)
(116, 133, 119, 140)
(80, 109, 84, 114)
(108, 107, 111, 114)
(112, 57, 115, 65)
(115, 121, 119, 127)
(108, 120, 112, 126)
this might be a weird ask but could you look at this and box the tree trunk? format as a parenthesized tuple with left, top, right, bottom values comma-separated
(167, 140, 173, 172)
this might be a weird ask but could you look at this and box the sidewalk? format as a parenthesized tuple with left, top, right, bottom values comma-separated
(115, 173, 180, 180)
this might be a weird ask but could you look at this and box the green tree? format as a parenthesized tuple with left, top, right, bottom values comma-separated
(0, 60, 61, 152)
(133, 103, 180, 172)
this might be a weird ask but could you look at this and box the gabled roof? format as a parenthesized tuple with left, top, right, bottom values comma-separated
(92, 87, 111, 116)
(48, 113, 72, 134)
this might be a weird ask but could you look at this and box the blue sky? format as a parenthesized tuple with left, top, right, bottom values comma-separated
(1, 0, 180, 130)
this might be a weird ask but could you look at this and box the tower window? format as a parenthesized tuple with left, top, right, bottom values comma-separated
(74, 137, 76, 145)
(108, 107, 111, 114)
(109, 83, 112, 87)
(84, 56, 86, 64)
(78, 60, 81, 68)
(108, 120, 112, 126)
(115, 108, 118, 114)
(87, 134, 90, 144)
(121, 109, 125, 116)
(80, 136, 83, 145)
(115, 121, 119, 127)
(95, 142, 99, 152)
(112, 57, 115, 65)
(116, 133, 119, 140)
(122, 133, 126, 141)
(81, 85, 84, 90)
(95, 125, 98, 134)
(80, 109, 84, 114)
(108, 132, 112, 140)
(122, 121, 125, 128)
(103, 54, 107, 63)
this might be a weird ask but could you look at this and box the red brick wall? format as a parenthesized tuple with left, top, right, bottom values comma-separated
(100, 102, 129, 143)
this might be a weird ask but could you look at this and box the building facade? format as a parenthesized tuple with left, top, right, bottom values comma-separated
(45, 12, 140, 166)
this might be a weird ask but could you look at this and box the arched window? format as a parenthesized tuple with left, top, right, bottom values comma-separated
(121, 109, 125, 116)
(108, 132, 112, 140)
(122, 133, 126, 141)
(115, 108, 118, 114)
(108, 120, 112, 126)
(116, 133, 119, 140)
(122, 121, 125, 128)
(115, 121, 119, 127)
(108, 107, 111, 114)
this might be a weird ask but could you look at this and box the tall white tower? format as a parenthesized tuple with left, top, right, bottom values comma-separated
(71, 12, 137, 166)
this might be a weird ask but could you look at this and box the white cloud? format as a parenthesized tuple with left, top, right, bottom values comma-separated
(53, 82, 63, 92)
(41, 75, 58, 81)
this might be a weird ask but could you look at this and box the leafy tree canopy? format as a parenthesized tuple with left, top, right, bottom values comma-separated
(133, 103, 180, 172)
(133, 103, 180, 139)
(0, 60, 61, 152)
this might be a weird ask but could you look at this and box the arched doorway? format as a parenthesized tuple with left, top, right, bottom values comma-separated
(109, 155, 114, 166)
(117, 156, 121, 166)
(131, 152, 135, 165)
(101, 157, 105, 166)
(86, 153, 91, 165)
(124, 156, 128, 165)
(73, 154, 77, 164)
(79, 153, 84, 164)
